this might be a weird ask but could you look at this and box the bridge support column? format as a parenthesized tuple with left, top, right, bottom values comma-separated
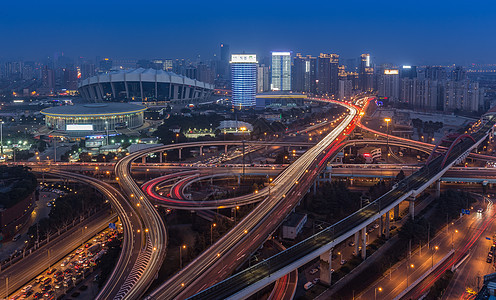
(313, 182, 317, 195)
(141, 156, 146, 164)
(409, 196, 415, 220)
(237, 175, 241, 185)
(179, 148, 182, 160)
(378, 215, 383, 238)
(361, 227, 367, 259)
(159, 152, 163, 163)
(385, 210, 390, 239)
(435, 180, 441, 198)
(354, 232, 359, 255)
(200, 146, 203, 157)
(225, 144, 228, 154)
(394, 204, 400, 220)
(319, 248, 333, 286)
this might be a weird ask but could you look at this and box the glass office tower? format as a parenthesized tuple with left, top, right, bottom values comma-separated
(271, 51, 292, 91)
(230, 54, 258, 108)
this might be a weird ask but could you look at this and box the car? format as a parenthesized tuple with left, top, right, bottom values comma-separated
(309, 268, 319, 275)
(348, 241, 355, 247)
(373, 223, 380, 229)
(487, 256, 493, 263)
(312, 278, 320, 284)
(478, 208, 484, 213)
(21, 285, 33, 293)
(35, 276, 45, 284)
(43, 290, 54, 297)
(22, 290, 34, 297)
(368, 227, 374, 233)
(304, 282, 315, 290)
(46, 268, 57, 275)
(33, 292, 43, 299)
(41, 284, 51, 292)
(341, 259, 347, 265)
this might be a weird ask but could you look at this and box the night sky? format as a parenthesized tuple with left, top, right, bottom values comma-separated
(1, 0, 495, 65)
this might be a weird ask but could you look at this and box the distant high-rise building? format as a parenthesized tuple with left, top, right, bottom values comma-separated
(378, 69, 400, 102)
(358, 54, 373, 91)
(400, 65, 417, 79)
(80, 63, 96, 80)
(424, 66, 447, 81)
(42, 66, 55, 92)
(292, 54, 317, 93)
(63, 68, 78, 90)
(271, 52, 292, 91)
(185, 67, 197, 80)
(197, 63, 215, 84)
(99, 58, 113, 72)
(230, 54, 258, 108)
(257, 65, 270, 93)
(451, 66, 467, 81)
(317, 53, 339, 96)
(218, 43, 231, 79)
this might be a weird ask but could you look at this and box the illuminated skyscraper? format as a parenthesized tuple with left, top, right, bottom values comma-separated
(271, 52, 292, 91)
(230, 54, 258, 108)
(359, 54, 373, 91)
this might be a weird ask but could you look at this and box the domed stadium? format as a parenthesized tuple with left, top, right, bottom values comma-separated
(78, 68, 214, 105)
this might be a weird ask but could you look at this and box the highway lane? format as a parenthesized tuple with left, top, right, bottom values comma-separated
(35, 170, 145, 300)
(0, 208, 116, 298)
(146, 98, 362, 299)
(187, 110, 494, 299)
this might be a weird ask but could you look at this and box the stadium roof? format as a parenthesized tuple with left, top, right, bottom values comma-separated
(40, 103, 147, 117)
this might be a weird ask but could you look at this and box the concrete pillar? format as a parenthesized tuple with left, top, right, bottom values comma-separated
(200, 146, 203, 157)
(141, 156, 146, 164)
(237, 175, 241, 185)
(225, 144, 228, 154)
(354, 232, 359, 255)
(361, 227, 367, 259)
(409, 200, 415, 220)
(394, 204, 400, 220)
(313, 182, 317, 195)
(378, 214, 383, 238)
(159, 152, 163, 163)
(385, 210, 390, 239)
(435, 180, 441, 198)
(319, 248, 333, 286)
(179, 148, 182, 160)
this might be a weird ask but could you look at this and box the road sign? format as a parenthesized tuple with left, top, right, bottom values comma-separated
(462, 209, 470, 215)
(486, 237, 492, 240)
(109, 223, 116, 230)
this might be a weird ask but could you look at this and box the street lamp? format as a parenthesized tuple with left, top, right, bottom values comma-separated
(210, 223, 216, 245)
(407, 263, 414, 287)
(384, 118, 391, 163)
(431, 245, 439, 268)
(375, 287, 382, 300)
(179, 245, 186, 269)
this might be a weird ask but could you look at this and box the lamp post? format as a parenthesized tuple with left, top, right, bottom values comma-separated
(179, 245, 186, 269)
(375, 287, 382, 300)
(384, 118, 391, 163)
(407, 263, 414, 287)
(210, 223, 216, 245)
(431, 245, 439, 268)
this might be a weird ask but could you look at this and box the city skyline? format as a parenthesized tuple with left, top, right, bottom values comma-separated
(1, 0, 496, 65)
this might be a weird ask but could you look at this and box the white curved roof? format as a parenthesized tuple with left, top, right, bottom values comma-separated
(79, 68, 214, 90)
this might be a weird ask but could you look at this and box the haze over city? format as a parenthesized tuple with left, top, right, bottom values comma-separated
(2, 0, 496, 64)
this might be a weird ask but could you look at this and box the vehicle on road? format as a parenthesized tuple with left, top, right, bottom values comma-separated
(309, 268, 319, 275)
(304, 282, 314, 290)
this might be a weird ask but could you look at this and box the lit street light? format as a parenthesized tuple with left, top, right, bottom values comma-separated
(384, 118, 391, 163)
(407, 263, 414, 287)
(210, 223, 216, 245)
(375, 287, 382, 300)
(431, 245, 439, 268)
(180, 245, 186, 269)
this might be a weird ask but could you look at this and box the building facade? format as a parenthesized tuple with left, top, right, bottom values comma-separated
(317, 53, 339, 97)
(230, 54, 258, 108)
(292, 53, 316, 93)
(271, 52, 292, 91)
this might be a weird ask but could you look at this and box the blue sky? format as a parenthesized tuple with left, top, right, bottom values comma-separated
(1, 0, 495, 65)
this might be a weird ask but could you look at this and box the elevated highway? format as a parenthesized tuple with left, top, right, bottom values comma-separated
(188, 112, 495, 299)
